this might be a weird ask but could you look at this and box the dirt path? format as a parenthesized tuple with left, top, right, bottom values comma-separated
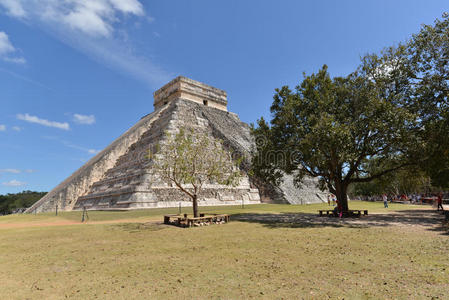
(0, 218, 159, 229)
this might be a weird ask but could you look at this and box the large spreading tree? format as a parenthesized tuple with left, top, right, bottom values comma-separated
(252, 65, 416, 213)
(150, 129, 242, 217)
(253, 14, 449, 209)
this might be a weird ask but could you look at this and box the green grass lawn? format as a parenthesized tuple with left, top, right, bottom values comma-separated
(0, 200, 424, 224)
(1, 201, 448, 299)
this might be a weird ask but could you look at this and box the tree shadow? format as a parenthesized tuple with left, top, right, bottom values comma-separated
(110, 222, 167, 233)
(232, 209, 449, 234)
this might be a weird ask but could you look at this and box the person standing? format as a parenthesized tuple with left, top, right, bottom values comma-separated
(327, 194, 331, 206)
(335, 198, 342, 218)
(437, 192, 444, 211)
(332, 194, 336, 206)
(383, 194, 388, 208)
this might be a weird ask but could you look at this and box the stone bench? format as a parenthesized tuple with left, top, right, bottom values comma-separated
(164, 214, 230, 227)
(318, 209, 368, 217)
(318, 210, 335, 217)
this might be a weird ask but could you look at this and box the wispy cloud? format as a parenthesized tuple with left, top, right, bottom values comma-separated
(42, 135, 100, 155)
(0, 168, 21, 173)
(12, 126, 21, 131)
(0, 168, 35, 173)
(0, 31, 25, 64)
(2, 179, 26, 186)
(0, 124, 5, 131)
(17, 113, 70, 130)
(0, 67, 51, 90)
(64, 141, 100, 155)
(0, 0, 171, 87)
(73, 113, 95, 125)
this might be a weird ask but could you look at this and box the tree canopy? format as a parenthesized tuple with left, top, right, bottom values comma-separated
(0, 191, 47, 215)
(359, 14, 449, 187)
(252, 65, 415, 212)
(407, 14, 449, 187)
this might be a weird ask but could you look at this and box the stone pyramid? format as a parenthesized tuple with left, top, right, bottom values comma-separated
(27, 77, 326, 213)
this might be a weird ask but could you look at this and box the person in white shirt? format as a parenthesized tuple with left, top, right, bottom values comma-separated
(382, 194, 388, 208)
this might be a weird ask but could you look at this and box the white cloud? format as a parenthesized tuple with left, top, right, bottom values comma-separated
(0, 31, 26, 64)
(0, 1, 144, 36)
(73, 113, 95, 125)
(2, 179, 26, 186)
(46, 0, 144, 37)
(0, 124, 5, 131)
(17, 113, 70, 130)
(24, 169, 36, 173)
(109, 0, 143, 15)
(63, 2, 114, 37)
(0, 32, 15, 55)
(0, 0, 171, 87)
(88, 149, 100, 154)
(0, 0, 26, 17)
(12, 126, 21, 131)
(0, 168, 21, 173)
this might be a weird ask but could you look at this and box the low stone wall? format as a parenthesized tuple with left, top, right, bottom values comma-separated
(74, 186, 260, 210)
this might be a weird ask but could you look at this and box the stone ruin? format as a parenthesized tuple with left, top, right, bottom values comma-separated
(26, 76, 326, 213)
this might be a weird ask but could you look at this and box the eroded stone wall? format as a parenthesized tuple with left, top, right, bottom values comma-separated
(25, 105, 170, 213)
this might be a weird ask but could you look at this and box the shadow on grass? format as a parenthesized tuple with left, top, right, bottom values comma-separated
(232, 209, 449, 234)
(110, 222, 167, 233)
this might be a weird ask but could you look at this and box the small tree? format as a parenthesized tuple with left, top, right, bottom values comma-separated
(149, 129, 242, 217)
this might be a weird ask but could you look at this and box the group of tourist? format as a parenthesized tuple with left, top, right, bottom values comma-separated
(379, 192, 445, 211)
(353, 192, 446, 211)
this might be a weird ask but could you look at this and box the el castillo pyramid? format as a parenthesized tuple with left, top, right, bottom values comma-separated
(27, 76, 326, 213)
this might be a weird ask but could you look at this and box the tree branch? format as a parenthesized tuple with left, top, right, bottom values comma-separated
(350, 163, 412, 183)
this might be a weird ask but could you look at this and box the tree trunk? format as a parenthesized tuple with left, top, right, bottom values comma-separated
(335, 182, 349, 213)
(192, 194, 199, 218)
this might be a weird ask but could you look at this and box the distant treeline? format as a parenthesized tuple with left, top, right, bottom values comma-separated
(0, 191, 47, 215)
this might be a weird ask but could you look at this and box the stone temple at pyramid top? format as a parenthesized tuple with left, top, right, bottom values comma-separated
(153, 76, 228, 112)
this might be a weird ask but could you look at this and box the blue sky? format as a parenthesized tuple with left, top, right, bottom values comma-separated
(0, 0, 447, 194)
